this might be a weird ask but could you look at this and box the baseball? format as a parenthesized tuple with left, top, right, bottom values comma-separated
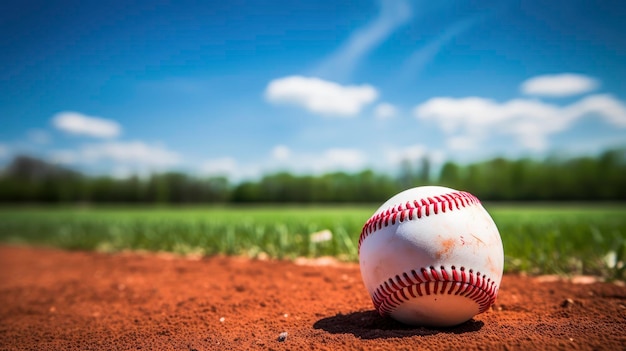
(358, 186, 504, 327)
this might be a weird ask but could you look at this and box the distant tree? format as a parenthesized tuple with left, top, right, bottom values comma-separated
(439, 162, 460, 189)
(231, 181, 261, 203)
(2, 149, 625, 203)
(202, 176, 231, 203)
(597, 149, 626, 200)
(0, 155, 82, 202)
(398, 159, 416, 189)
(4, 155, 80, 182)
(418, 156, 431, 184)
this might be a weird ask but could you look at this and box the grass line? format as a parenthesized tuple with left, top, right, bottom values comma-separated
(0, 204, 624, 279)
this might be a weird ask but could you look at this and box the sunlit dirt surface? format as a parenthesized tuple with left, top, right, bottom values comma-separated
(1, 246, 624, 350)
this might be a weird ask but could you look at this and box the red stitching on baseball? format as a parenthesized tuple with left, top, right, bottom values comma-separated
(370, 266, 499, 319)
(358, 191, 480, 251)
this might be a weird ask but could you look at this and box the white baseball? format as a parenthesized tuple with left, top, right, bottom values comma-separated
(358, 186, 504, 327)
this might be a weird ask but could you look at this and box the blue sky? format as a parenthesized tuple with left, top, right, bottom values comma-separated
(2, 0, 625, 180)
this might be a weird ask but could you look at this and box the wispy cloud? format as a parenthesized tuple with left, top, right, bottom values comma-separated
(318, 148, 368, 171)
(383, 144, 446, 171)
(52, 112, 122, 139)
(268, 144, 447, 176)
(271, 145, 291, 161)
(414, 91, 626, 151)
(385, 144, 428, 164)
(265, 76, 378, 116)
(200, 157, 239, 176)
(283, 147, 368, 174)
(445, 135, 480, 151)
(81, 141, 180, 166)
(198, 147, 369, 183)
(50, 141, 181, 171)
(198, 156, 264, 182)
(399, 16, 481, 81)
(374, 102, 397, 119)
(521, 73, 599, 97)
(314, 0, 412, 80)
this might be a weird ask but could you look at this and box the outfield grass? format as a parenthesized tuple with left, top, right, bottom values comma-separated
(0, 204, 624, 280)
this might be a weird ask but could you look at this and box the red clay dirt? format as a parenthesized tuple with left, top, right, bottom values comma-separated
(1, 245, 625, 351)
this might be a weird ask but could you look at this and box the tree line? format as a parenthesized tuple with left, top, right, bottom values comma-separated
(0, 148, 624, 203)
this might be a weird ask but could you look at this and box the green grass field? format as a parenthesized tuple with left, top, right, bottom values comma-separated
(0, 204, 624, 280)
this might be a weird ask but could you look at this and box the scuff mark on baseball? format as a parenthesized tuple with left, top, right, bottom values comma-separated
(435, 236, 455, 260)
(358, 186, 504, 327)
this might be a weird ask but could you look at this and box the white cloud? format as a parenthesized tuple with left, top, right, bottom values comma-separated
(374, 103, 397, 119)
(386, 144, 427, 164)
(381, 145, 446, 176)
(520, 73, 599, 97)
(81, 141, 180, 167)
(315, 0, 412, 79)
(52, 111, 121, 138)
(321, 148, 367, 171)
(277, 148, 367, 174)
(197, 145, 451, 181)
(570, 94, 626, 127)
(110, 166, 137, 180)
(446, 136, 478, 151)
(27, 129, 51, 144)
(49, 150, 79, 165)
(414, 94, 626, 151)
(272, 145, 291, 161)
(268, 147, 369, 174)
(199, 157, 264, 181)
(49, 141, 180, 170)
(195, 147, 369, 182)
(200, 157, 238, 176)
(265, 76, 378, 116)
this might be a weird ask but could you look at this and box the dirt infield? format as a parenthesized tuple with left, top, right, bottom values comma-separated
(1, 245, 625, 350)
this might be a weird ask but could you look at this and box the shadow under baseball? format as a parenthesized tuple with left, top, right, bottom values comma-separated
(313, 310, 484, 339)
